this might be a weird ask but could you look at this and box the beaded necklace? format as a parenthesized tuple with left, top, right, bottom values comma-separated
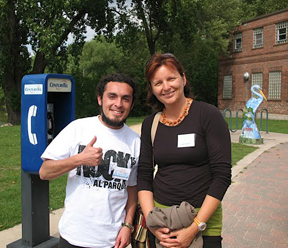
(161, 98, 193, 126)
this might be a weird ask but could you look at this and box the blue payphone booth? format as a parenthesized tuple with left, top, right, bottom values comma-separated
(8, 74, 75, 248)
(21, 74, 75, 173)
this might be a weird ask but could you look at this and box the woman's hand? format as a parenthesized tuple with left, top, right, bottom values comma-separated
(150, 227, 170, 240)
(159, 224, 198, 248)
(150, 227, 180, 245)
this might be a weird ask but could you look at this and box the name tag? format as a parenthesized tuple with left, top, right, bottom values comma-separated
(113, 167, 131, 180)
(178, 133, 195, 148)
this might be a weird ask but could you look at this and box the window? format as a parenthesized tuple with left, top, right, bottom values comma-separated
(233, 33, 242, 52)
(276, 21, 287, 44)
(252, 73, 263, 98)
(268, 72, 281, 99)
(253, 28, 263, 48)
(223, 75, 232, 99)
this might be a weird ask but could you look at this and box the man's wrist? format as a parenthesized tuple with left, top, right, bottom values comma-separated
(122, 222, 134, 232)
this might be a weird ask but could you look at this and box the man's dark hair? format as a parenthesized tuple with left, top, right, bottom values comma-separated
(97, 73, 137, 105)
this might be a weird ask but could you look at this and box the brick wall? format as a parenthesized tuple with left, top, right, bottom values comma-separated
(218, 9, 288, 117)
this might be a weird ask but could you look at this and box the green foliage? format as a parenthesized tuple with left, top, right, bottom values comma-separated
(161, 0, 241, 105)
(66, 38, 129, 118)
(0, 0, 112, 124)
(240, 0, 288, 20)
(66, 38, 151, 118)
(0, 0, 32, 122)
(1, 0, 287, 124)
(6, 90, 21, 113)
(0, 87, 4, 105)
(114, 0, 242, 106)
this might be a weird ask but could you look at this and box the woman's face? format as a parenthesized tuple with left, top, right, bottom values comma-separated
(150, 65, 186, 107)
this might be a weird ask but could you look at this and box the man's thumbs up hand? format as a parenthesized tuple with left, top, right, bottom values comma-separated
(80, 136, 103, 166)
(87, 136, 97, 147)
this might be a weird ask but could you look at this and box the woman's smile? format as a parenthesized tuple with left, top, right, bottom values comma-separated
(151, 65, 186, 107)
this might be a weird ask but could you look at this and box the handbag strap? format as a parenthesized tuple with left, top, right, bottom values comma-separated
(151, 112, 161, 147)
(151, 112, 161, 175)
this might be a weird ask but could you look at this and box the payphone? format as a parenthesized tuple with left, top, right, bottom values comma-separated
(8, 74, 75, 248)
(21, 74, 75, 173)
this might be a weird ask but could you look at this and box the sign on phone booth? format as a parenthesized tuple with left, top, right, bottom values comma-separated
(21, 74, 75, 174)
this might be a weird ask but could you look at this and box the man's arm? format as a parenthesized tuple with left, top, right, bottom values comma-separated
(124, 185, 138, 224)
(39, 136, 102, 180)
(115, 185, 138, 248)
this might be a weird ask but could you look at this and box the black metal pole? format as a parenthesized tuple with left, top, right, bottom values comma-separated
(7, 170, 58, 248)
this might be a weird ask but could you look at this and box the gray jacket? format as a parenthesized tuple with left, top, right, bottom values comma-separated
(146, 201, 203, 248)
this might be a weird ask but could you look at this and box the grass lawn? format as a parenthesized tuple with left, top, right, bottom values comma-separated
(0, 116, 286, 231)
(225, 117, 288, 134)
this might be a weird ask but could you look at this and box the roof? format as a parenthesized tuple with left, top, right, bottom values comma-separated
(242, 8, 288, 24)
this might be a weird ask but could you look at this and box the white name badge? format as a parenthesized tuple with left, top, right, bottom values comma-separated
(178, 133, 195, 148)
(113, 167, 131, 180)
(109, 161, 118, 175)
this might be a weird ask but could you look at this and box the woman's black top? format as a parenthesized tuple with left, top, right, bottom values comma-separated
(137, 100, 232, 208)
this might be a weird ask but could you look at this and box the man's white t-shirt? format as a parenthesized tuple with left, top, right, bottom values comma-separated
(41, 116, 140, 247)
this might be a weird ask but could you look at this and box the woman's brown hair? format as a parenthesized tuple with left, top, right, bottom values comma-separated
(145, 53, 191, 111)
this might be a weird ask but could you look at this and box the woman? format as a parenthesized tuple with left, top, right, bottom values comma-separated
(137, 53, 231, 248)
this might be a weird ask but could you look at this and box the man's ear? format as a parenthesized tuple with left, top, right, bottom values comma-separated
(97, 95, 102, 106)
(130, 102, 135, 111)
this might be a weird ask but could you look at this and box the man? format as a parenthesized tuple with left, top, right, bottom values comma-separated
(39, 73, 140, 248)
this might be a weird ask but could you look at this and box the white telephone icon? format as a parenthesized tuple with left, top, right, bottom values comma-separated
(28, 105, 38, 145)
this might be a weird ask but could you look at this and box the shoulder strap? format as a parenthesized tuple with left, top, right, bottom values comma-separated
(151, 112, 161, 146)
(151, 112, 161, 177)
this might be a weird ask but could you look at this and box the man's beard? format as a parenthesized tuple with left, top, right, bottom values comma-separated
(100, 108, 126, 128)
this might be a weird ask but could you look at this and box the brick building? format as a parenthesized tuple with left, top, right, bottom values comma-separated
(218, 8, 288, 119)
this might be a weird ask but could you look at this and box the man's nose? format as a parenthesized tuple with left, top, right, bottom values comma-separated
(114, 97, 123, 107)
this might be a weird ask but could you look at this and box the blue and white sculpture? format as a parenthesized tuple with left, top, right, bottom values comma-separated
(240, 84, 267, 144)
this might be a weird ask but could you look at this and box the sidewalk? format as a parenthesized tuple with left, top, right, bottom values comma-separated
(1, 127, 288, 248)
(222, 132, 288, 247)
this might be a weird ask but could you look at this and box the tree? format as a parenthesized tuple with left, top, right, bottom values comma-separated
(170, 0, 241, 104)
(240, 0, 288, 19)
(114, 0, 241, 105)
(0, 0, 113, 124)
(114, 0, 171, 55)
(67, 38, 126, 118)
(66, 37, 150, 118)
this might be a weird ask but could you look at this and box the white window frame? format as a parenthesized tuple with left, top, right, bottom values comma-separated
(223, 75, 232, 99)
(234, 33, 242, 52)
(253, 28, 263, 48)
(252, 73, 263, 98)
(268, 71, 281, 99)
(276, 21, 287, 44)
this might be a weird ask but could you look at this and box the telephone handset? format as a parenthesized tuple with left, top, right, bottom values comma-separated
(47, 111, 54, 135)
(47, 103, 55, 144)
(28, 105, 38, 145)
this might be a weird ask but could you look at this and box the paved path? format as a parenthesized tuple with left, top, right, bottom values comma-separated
(222, 141, 288, 248)
(1, 126, 288, 248)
